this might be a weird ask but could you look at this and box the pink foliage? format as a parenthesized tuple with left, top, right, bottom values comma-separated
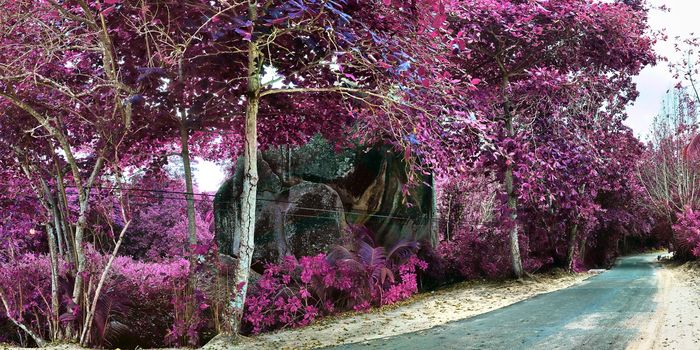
(0, 0, 665, 346)
(0, 186, 46, 263)
(0, 254, 65, 331)
(673, 207, 700, 257)
(0, 248, 198, 347)
(243, 251, 426, 334)
(438, 223, 512, 279)
(116, 179, 215, 261)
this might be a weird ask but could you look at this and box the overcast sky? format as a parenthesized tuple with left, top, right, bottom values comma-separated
(624, 0, 698, 139)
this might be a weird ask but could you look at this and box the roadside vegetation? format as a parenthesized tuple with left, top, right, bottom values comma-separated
(1, 0, 699, 348)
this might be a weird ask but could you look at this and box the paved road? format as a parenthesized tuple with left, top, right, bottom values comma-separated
(330, 254, 659, 350)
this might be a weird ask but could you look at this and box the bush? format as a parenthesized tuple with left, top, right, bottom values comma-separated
(0, 249, 201, 348)
(0, 253, 61, 347)
(103, 256, 193, 347)
(673, 206, 700, 258)
(438, 223, 511, 279)
(242, 233, 427, 334)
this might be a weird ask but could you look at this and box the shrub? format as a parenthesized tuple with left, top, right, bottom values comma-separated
(0, 253, 61, 347)
(0, 249, 201, 348)
(438, 223, 511, 279)
(242, 232, 427, 334)
(103, 256, 192, 347)
(673, 206, 700, 258)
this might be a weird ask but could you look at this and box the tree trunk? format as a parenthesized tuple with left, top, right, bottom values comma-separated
(71, 158, 105, 319)
(55, 171, 74, 262)
(429, 175, 439, 247)
(273, 206, 290, 260)
(52, 200, 65, 257)
(229, 2, 261, 333)
(1, 291, 47, 347)
(72, 202, 90, 304)
(180, 122, 198, 248)
(46, 224, 61, 340)
(566, 223, 579, 273)
(80, 221, 131, 345)
(445, 193, 452, 242)
(502, 74, 524, 279)
(17, 157, 62, 341)
(177, 56, 198, 250)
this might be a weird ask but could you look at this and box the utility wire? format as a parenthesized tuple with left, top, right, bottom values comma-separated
(0, 184, 440, 222)
(15, 182, 433, 219)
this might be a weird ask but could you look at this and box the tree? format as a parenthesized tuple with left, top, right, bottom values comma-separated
(0, 0, 145, 343)
(443, 0, 655, 278)
(153, 0, 461, 333)
(638, 87, 700, 257)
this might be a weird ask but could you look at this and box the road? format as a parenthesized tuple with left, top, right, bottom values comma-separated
(329, 254, 659, 350)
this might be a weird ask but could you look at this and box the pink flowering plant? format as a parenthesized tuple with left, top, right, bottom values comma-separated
(673, 206, 700, 258)
(243, 227, 427, 334)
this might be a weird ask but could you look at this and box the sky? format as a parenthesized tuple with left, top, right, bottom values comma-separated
(624, 0, 700, 140)
(195, 0, 696, 191)
(194, 159, 227, 192)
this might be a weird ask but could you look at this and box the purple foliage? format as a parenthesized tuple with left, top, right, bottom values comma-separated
(673, 207, 700, 258)
(243, 233, 427, 334)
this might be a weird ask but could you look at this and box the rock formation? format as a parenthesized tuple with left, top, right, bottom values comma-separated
(214, 137, 436, 272)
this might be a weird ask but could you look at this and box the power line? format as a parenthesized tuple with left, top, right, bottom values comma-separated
(61, 183, 434, 220)
(0, 183, 441, 222)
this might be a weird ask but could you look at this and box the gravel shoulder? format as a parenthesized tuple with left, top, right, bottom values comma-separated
(205, 270, 594, 350)
(628, 259, 700, 350)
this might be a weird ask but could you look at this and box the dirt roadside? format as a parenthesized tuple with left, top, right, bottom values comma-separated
(628, 260, 700, 350)
(205, 271, 595, 350)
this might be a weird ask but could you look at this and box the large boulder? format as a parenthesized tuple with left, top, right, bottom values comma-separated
(285, 181, 348, 258)
(214, 137, 436, 272)
(249, 181, 347, 268)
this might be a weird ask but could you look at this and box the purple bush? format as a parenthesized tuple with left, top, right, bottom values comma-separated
(0, 253, 62, 346)
(243, 234, 427, 334)
(673, 206, 700, 257)
(438, 223, 512, 279)
(0, 248, 199, 348)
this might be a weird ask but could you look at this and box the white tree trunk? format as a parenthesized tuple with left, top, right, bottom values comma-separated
(80, 221, 131, 345)
(180, 121, 198, 248)
(229, 1, 261, 333)
(0, 291, 47, 347)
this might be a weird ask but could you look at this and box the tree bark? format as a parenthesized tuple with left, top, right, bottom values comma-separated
(445, 193, 452, 242)
(45, 223, 61, 340)
(71, 157, 105, 311)
(15, 153, 62, 341)
(80, 221, 131, 345)
(55, 170, 75, 262)
(502, 73, 525, 279)
(177, 55, 198, 250)
(579, 235, 587, 264)
(229, 0, 261, 333)
(51, 198, 65, 257)
(273, 206, 290, 260)
(566, 223, 579, 273)
(429, 175, 439, 247)
(180, 121, 198, 248)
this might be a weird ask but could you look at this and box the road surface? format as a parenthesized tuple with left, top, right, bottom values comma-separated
(330, 254, 659, 350)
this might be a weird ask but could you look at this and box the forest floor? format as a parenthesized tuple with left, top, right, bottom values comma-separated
(205, 270, 595, 350)
(628, 259, 700, 350)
